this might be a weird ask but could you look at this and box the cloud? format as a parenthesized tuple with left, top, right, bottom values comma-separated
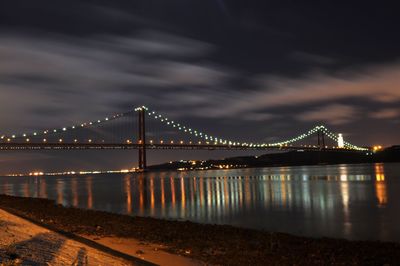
(289, 51, 336, 65)
(1, 29, 400, 136)
(238, 112, 275, 121)
(158, 62, 229, 87)
(187, 62, 400, 120)
(111, 30, 214, 58)
(297, 104, 359, 125)
(0, 31, 228, 133)
(370, 108, 399, 119)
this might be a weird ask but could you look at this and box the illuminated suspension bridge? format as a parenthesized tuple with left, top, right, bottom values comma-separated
(0, 106, 369, 170)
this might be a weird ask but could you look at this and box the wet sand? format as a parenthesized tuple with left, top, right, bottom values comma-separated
(0, 208, 136, 265)
(1, 194, 400, 265)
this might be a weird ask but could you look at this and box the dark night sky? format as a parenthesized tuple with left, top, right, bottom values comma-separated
(0, 1, 399, 174)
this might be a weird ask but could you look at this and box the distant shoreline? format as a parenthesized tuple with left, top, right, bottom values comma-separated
(3, 160, 400, 178)
(1, 194, 400, 265)
(2, 147, 399, 177)
(148, 148, 400, 172)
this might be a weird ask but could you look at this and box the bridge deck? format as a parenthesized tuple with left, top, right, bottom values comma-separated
(0, 143, 358, 151)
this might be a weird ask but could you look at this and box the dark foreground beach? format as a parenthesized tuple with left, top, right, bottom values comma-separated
(1, 194, 400, 265)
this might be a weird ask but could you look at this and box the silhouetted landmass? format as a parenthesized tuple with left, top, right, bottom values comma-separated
(148, 145, 400, 171)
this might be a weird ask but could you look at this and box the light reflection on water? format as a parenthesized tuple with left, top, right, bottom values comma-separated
(1, 163, 400, 242)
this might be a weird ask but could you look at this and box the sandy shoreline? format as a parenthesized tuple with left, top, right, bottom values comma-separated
(0, 203, 199, 266)
(0, 206, 200, 266)
(1, 194, 400, 265)
(0, 208, 139, 265)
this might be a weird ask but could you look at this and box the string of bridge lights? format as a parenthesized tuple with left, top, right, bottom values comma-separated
(144, 107, 367, 150)
(0, 105, 367, 150)
(319, 126, 367, 151)
(0, 110, 134, 143)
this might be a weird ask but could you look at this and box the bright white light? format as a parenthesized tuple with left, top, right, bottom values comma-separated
(338, 133, 344, 148)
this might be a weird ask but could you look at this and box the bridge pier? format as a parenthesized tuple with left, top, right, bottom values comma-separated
(138, 108, 147, 171)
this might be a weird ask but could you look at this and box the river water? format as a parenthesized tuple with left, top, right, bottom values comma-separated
(1, 163, 400, 242)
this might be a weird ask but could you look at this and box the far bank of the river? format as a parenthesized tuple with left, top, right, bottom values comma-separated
(147, 147, 400, 171)
(1, 194, 400, 265)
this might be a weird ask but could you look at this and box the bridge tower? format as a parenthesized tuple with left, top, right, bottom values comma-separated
(317, 128, 325, 150)
(138, 107, 147, 171)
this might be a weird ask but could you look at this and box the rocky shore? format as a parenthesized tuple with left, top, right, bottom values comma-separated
(1, 194, 400, 265)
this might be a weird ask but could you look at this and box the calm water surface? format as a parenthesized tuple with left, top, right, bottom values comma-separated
(1, 163, 400, 242)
